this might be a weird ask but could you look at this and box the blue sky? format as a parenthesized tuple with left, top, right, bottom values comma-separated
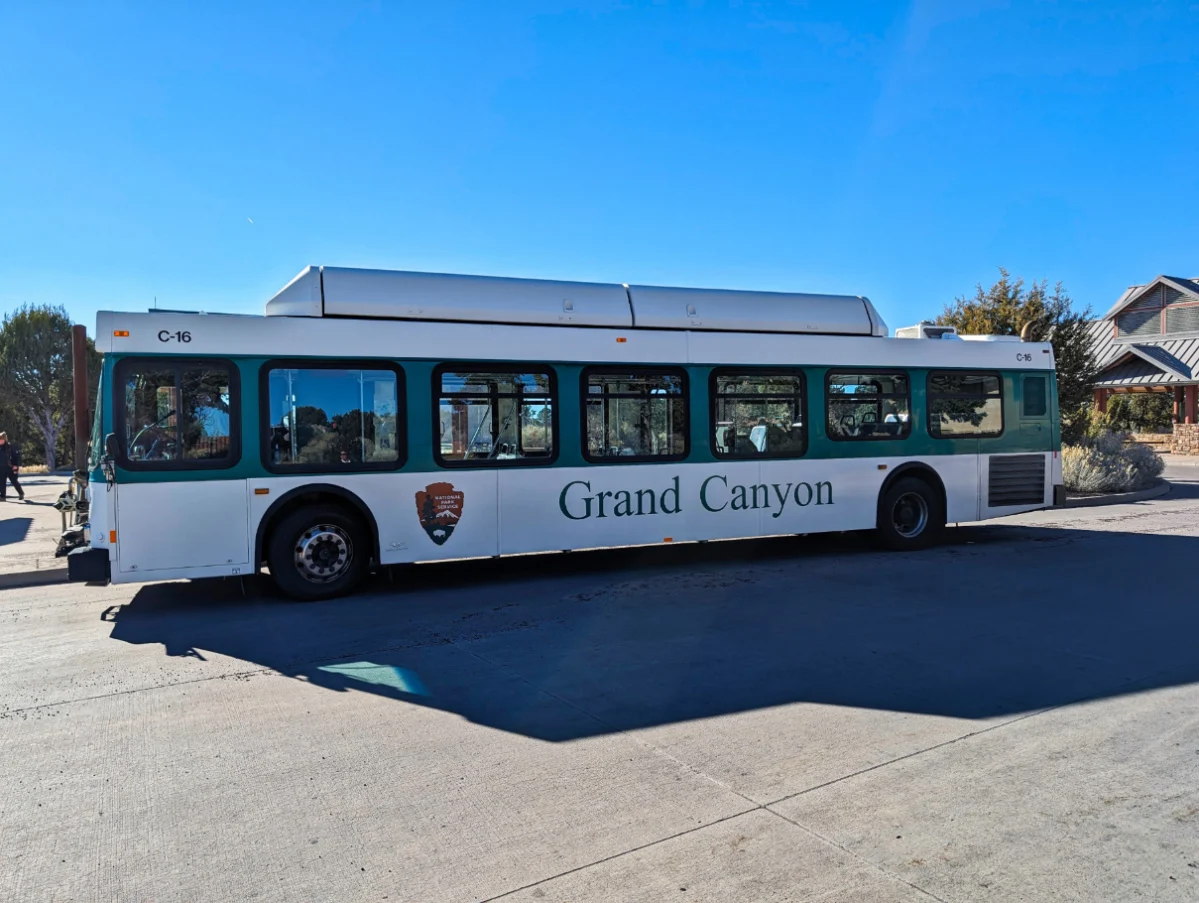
(3, 1, 1197, 335)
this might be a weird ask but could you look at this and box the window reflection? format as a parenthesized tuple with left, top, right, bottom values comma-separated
(123, 364, 234, 462)
(436, 369, 554, 464)
(267, 367, 400, 467)
(826, 371, 911, 440)
(585, 371, 687, 460)
(713, 372, 806, 458)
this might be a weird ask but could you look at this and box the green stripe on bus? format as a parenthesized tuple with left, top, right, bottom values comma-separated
(102, 354, 1059, 483)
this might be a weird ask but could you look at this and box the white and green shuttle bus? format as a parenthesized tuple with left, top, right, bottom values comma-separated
(68, 266, 1063, 600)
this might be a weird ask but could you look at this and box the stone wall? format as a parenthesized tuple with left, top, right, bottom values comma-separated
(1171, 423, 1199, 455)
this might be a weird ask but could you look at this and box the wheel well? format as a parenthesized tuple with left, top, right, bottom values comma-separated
(879, 464, 947, 513)
(255, 484, 380, 568)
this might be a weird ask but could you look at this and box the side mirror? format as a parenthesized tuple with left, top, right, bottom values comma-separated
(104, 433, 120, 460)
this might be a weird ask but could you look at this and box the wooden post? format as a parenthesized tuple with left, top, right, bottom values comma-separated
(1093, 388, 1108, 413)
(71, 324, 90, 475)
(1175, 386, 1184, 424)
(1187, 385, 1197, 425)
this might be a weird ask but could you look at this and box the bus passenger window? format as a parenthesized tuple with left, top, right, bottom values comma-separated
(712, 371, 806, 458)
(584, 369, 687, 462)
(826, 371, 911, 440)
(120, 360, 238, 466)
(1023, 376, 1047, 417)
(435, 367, 555, 466)
(265, 363, 402, 470)
(928, 371, 1004, 438)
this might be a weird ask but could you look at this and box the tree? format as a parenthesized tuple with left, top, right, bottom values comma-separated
(937, 269, 1100, 445)
(0, 304, 101, 469)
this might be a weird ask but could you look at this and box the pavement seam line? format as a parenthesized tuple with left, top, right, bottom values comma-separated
(764, 707, 1054, 807)
(443, 637, 1165, 903)
(475, 807, 760, 902)
(763, 807, 955, 903)
(764, 667, 1165, 808)
(448, 637, 962, 903)
(0, 666, 280, 718)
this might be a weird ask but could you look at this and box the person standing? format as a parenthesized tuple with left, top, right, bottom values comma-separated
(0, 433, 25, 501)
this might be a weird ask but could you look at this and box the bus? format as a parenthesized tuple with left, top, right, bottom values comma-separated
(66, 266, 1064, 600)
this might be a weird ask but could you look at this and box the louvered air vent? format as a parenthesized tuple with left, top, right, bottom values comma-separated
(1117, 308, 1161, 337)
(989, 455, 1046, 507)
(1166, 305, 1199, 334)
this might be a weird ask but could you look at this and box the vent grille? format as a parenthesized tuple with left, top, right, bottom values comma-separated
(1166, 305, 1199, 335)
(1164, 286, 1188, 306)
(1117, 308, 1161, 337)
(1128, 286, 1163, 311)
(989, 455, 1046, 507)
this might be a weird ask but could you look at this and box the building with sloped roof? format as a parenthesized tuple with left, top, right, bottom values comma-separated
(1090, 274, 1199, 452)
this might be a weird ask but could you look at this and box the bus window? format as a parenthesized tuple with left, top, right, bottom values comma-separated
(118, 358, 239, 467)
(583, 368, 687, 462)
(826, 371, 910, 440)
(711, 370, 806, 458)
(1023, 375, 1048, 417)
(264, 362, 402, 470)
(928, 371, 1004, 438)
(435, 366, 555, 465)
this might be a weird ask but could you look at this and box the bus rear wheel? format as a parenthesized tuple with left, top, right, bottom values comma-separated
(268, 505, 369, 601)
(876, 477, 944, 551)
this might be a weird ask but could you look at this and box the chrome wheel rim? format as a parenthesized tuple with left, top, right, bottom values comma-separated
(294, 524, 353, 584)
(892, 492, 929, 538)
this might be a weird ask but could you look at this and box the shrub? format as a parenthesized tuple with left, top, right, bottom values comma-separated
(1105, 393, 1173, 433)
(1063, 430, 1165, 493)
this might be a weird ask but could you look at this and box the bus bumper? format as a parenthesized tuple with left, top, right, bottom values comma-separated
(1053, 484, 1067, 507)
(67, 546, 111, 584)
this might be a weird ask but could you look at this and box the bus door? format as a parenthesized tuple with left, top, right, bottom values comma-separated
(113, 358, 251, 576)
(1018, 374, 1051, 449)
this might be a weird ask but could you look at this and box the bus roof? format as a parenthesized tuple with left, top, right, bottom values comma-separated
(265, 266, 890, 338)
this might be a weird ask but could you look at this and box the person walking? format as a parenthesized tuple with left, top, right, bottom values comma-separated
(0, 433, 25, 502)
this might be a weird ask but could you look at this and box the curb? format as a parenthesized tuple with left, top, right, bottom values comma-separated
(1065, 479, 1171, 508)
(0, 565, 69, 591)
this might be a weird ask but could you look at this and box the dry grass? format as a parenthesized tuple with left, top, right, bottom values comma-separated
(1063, 431, 1164, 494)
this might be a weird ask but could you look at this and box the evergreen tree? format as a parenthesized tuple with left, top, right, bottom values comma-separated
(937, 269, 1100, 445)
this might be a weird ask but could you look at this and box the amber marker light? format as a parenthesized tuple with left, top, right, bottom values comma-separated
(616, 337, 627, 343)
(113, 330, 130, 337)
(254, 488, 270, 495)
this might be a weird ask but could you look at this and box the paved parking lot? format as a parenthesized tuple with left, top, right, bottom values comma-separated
(3, 466, 1199, 902)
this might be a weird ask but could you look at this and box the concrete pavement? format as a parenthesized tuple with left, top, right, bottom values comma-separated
(0, 473, 72, 579)
(3, 469, 1199, 901)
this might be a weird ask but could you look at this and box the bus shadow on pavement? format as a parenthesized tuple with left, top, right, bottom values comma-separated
(107, 524, 1199, 741)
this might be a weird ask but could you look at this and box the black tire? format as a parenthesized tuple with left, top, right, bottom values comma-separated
(875, 476, 944, 551)
(267, 504, 370, 601)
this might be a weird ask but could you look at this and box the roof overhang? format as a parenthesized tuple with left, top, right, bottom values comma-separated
(1095, 343, 1193, 387)
(1103, 275, 1199, 319)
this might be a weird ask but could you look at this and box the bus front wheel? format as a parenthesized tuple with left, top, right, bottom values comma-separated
(268, 505, 370, 601)
(876, 477, 944, 551)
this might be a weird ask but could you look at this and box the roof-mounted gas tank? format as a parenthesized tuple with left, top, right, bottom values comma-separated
(265, 266, 889, 336)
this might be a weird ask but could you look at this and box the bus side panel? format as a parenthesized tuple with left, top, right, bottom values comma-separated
(246, 473, 499, 566)
(500, 465, 707, 553)
(87, 477, 115, 561)
(757, 455, 979, 532)
(926, 455, 980, 525)
(499, 456, 978, 554)
(114, 481, 250, 575)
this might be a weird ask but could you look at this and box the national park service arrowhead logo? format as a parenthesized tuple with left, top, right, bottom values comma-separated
(415, 482, 465, 546)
